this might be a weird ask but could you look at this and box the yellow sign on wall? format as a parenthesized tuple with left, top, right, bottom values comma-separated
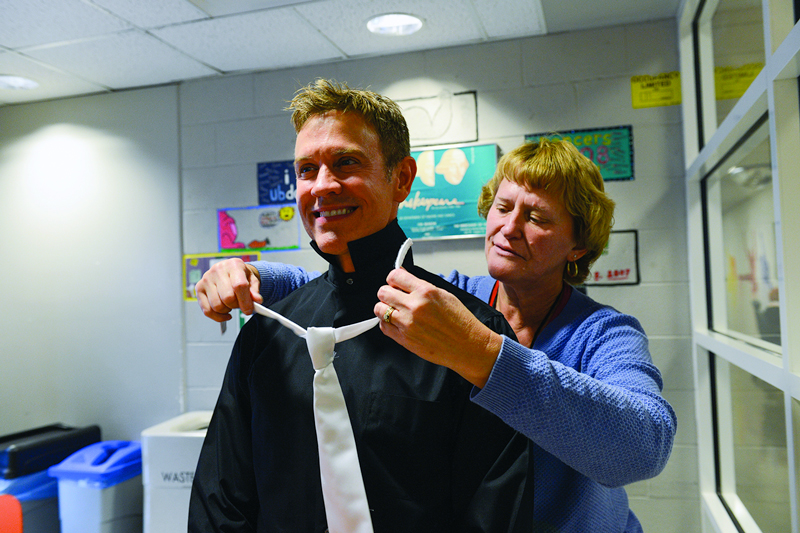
(715, 63, 763, 100)
(631, 72, 681, 109)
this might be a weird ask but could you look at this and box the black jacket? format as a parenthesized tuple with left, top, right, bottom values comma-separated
(189, 220, 534, 532)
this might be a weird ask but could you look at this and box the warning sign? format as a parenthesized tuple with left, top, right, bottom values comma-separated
(631, 72, 681, 109)
(715, 63, 763, 100)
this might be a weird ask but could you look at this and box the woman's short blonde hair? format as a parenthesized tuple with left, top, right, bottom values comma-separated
(477, 138, 615, 285)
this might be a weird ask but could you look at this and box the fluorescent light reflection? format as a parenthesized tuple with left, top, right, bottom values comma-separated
(0, 75, 39, 90)
(12, 125, 105, 216)
(367, 14, 422, 36)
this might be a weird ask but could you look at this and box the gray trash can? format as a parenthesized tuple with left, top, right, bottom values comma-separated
(48, 440, 142, 533)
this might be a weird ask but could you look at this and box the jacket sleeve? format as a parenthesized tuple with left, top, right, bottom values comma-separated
(250, 261, 319, 305)
(189, 335, 259, 532)
(472, 311, 677, 487)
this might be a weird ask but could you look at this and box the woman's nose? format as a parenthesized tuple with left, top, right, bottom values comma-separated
(500, 211, 523, 236)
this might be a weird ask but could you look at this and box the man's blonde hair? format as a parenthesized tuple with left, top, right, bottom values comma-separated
(287, 79, 410, 177)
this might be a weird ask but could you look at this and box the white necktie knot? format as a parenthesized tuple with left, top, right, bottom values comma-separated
(306, 327, 336, 370)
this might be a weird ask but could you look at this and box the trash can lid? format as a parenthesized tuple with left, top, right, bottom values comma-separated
(0, 470, 58, 501)
(0, 424, 101, 479)
(48, 441, 141, 488)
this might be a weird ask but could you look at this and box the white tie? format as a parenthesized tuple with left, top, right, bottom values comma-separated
(252, 238, 412, 533)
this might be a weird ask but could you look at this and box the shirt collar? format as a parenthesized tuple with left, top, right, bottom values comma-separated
(311, 219, 414, 288)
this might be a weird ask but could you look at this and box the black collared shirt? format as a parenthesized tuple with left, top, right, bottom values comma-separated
(189, 220, 534, 532)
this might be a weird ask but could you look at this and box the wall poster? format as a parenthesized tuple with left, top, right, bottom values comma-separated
(398, 143, 498, 240)
(398, 91, 478, 146)
(584, 229, 640, 286)
(257, 159, 296, 206)
(630, 72, 681, 109)
(183, 252, 261, 301)
(526, 125, 634, 181)
(217, 202, 301, 252)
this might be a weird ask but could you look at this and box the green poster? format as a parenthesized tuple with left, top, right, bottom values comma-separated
(399, 143, 498, 239)
(526, 125, 634, 181)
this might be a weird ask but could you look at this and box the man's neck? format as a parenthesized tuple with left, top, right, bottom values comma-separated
(337, 254, 355, 273)
(313, 219, 409, 275)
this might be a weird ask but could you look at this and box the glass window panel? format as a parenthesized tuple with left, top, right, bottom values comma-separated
(712, 0, 765, 126)
(793, 398, 800, 521)
(716, 357, 790, 531)
(704, 119, 781, 347)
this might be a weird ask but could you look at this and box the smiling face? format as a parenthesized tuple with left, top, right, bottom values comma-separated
(295, 110, 414, 271)
(485, 178, 586, 292)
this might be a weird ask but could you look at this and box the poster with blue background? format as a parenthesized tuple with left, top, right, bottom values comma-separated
(399, 143, 498, 239)
(257, 160, 296, 205)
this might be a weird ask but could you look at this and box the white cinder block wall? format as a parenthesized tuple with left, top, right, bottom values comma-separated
(181, 18, 698, 531)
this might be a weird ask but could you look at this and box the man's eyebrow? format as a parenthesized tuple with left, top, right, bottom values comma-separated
(331, 148, 364, 157)
(295, 148, 363, 164)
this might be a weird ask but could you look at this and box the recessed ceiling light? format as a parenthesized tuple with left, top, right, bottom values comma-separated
(0, 75, 39, 90)
(367, 14, 423, 36)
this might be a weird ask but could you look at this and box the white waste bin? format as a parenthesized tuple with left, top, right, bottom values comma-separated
(141, 411, 211, 533)
(48, 440, 142, 533)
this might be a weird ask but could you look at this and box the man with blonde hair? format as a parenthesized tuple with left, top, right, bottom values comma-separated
(189, 79, 534, 532)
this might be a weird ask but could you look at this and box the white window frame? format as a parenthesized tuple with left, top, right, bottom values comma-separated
(679, 0, 800, 531)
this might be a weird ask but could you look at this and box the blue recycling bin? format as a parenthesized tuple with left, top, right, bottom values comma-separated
(0, 424, 101, 532)
(0, 470, 58, 531)
(48, 440, 143, 533)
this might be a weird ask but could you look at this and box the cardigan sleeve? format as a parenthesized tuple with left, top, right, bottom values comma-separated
(250, 263, 456, 305)
(472, 309, 676, 488)
(250, 261, 320, 305)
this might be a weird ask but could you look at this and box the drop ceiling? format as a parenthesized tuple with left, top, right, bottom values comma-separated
(0, 0, 681, 107)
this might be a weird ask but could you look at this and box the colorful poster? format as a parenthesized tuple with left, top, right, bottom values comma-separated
(398, 143, 498, 239)
(218, 202, 301, 252)
(526, 126, 634, 181)
(257, 160, 296, 205)
(183, 252, 261, 301)
(584, 230, 640, 286)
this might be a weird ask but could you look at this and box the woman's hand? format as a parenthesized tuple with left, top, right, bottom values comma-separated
(375, 269, 503, 388)
(196, 258, 263, 322)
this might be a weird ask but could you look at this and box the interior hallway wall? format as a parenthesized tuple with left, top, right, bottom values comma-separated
(180, 18, 697, 531)
(0, 86, 184, 441)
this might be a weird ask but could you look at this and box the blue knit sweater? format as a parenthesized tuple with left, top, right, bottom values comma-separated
(253, 262, 677, 532)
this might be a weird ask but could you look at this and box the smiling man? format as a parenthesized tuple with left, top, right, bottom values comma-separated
(293, 109, 412, 271)
(188, 79, 535, 533)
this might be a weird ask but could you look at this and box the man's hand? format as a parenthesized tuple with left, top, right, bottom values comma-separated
(196, 258, 263, 322)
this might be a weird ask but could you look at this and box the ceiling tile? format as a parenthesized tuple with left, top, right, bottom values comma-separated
(1, 0, 131, 49)
(90, 0, 210, 28)
(0, 0, 684, 107)
(0, 51, 108, 105)
(151, 8, 343, 72)
(186, 0, 318, 17)
(295, 0, 486, 57)
(25, 31, 218, 89)
(540, 0, 679, 34)
(472, 0, 547, 38)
